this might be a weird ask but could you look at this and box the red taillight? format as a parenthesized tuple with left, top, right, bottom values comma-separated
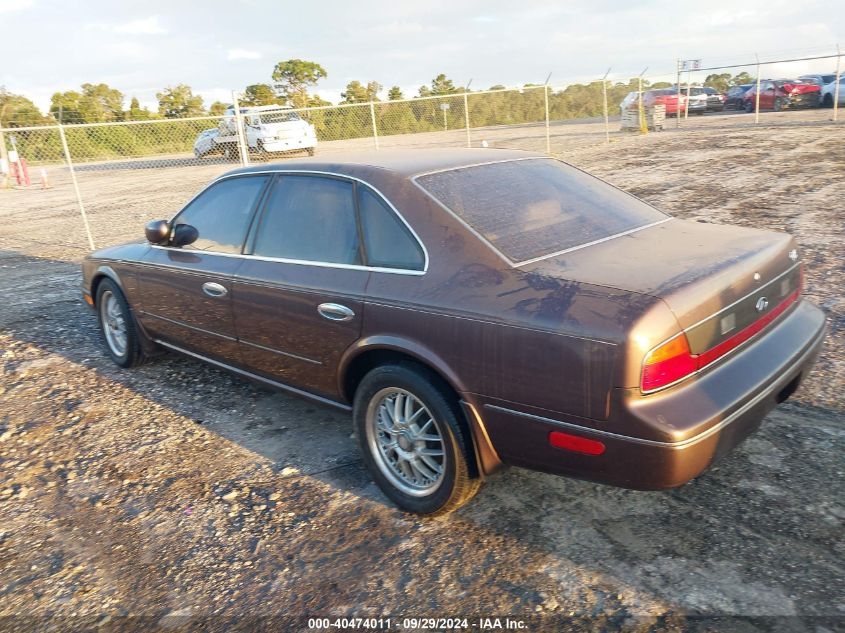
(641, 334, 697, 392)
(549, 431, 605, 456)
(641, 287, 801, 393)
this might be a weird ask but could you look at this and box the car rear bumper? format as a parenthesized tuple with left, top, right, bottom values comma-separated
(785, 93, 820, 108)
(476, 299, 826, 489)
(262, 138, 316, 152)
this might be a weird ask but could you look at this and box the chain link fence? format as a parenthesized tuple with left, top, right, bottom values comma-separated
(1, 54, 842, 257)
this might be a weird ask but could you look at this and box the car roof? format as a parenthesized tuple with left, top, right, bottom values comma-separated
(223, 148, 544, 179)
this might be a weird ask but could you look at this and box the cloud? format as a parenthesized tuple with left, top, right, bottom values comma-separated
(227, 48, 262, 60)
(0, 0, 33, 12)
(115, 16, 167, 35)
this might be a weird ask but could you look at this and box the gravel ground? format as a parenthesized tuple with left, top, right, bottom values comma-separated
(0, 113, 843, 631)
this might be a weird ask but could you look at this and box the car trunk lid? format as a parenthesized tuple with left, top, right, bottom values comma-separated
(525, 219, 801, 354)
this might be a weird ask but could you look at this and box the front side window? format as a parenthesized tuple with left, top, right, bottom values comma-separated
(252, 176, 360, 265)
(174, 176, 268, 253)
(358, 187, 424, 270)
(416, 158, 667, 264)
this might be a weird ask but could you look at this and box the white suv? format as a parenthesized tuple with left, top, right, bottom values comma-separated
(219, 105, 318, 156)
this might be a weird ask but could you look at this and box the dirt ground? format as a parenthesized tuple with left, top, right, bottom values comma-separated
(0, 111, 843, 631)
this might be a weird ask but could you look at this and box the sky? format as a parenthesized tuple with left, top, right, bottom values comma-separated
(1, 0, 843, 113)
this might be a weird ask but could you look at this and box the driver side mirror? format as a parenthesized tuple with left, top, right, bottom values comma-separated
(145, 219, 170, 245)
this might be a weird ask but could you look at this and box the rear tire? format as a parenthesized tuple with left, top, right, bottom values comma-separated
(823, 94, 833, 108)
(744, 100, 754, 113)
(96, 279, 148, 368)
(353, 363, 481, 515)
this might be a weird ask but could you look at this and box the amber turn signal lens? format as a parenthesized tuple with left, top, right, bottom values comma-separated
(641, 334, 697, 392)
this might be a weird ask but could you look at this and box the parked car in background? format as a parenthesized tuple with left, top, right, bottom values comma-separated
(799, 74, 837, 88)
(676, 87, 708, 115)
(215, 105, 318, 159)
(81, 148, 825, 515)
(621, 89, 688, 116)
(193, 128, 220, 159)
(820, 76, 845, 107)
(724, 84, 754, 110)
(702, 87, 726, 111)
(743, 80, 821, 112)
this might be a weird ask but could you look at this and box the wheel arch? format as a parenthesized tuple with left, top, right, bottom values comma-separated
(90, 265, 124, 302)
(339, 337, 503, 477)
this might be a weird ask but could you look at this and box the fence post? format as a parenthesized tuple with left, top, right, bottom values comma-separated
(0, 126, 9, 189)
(57, 123, 96, 251)
(754, 54, 761, 124)
(601, 68, 611, 143)
(676, 60, 682, 128)
(544, 84, 551, 154)
(834, 44, 842, 122)
(464, 92, 471, 148)
(232, 91, 249, 166)
(370, 102, 379, 150)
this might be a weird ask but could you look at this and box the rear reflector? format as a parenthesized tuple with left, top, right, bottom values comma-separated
(549, 431, 606, 456)
(642, 287, 801, 393)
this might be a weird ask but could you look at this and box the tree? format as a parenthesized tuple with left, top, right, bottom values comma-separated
(242, 84, 282, 106)
(208, 101, 228, 116)
(430, 73, 458, 95)
(704, 73, 732, 92)
(341, 80, 382, 103)
(79, 83, 124, 122)
(50, 91, 83, 123)
(1, 87, 46, 126)
(489, 85, 506, 91)
(126, 96, 154, 121)
(387, 86, 404, 100)
(156, 84, 205, 118)
(651, 81, 673, 89)
(271, 59, 327, 109)
(731, 72, 755, 86)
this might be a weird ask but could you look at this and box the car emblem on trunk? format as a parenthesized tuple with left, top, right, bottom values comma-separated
(756, 297, 769, 312)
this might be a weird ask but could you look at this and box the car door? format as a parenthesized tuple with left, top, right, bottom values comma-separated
(137, 174, 270, 364)
(761, 82, 776, 109)
(232, 174, 369, 400)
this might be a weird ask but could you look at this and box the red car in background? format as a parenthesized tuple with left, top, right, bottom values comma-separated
(621, 89, 688, 116)
(743, 80, 821, 112)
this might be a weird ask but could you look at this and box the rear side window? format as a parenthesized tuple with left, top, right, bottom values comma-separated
(252, 176, 360, 265)
(174, 176, 268, 253)
(416, 158, 667, 263)
(358, 187, 424, 270)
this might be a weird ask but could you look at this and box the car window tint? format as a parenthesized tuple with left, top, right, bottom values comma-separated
(358, 187, 424, 270)
(253, 176, 360, 265)
(417, 158, 667, 263)
(174, 176, 268, 253)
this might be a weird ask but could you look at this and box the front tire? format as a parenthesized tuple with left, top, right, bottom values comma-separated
(353, 363, 481, 515)
(96, 279, 147, 368)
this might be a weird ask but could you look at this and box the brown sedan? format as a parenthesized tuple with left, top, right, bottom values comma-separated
(82, 149, 826, 514)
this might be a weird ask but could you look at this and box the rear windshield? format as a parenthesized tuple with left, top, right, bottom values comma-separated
(259, 110, 301, 124)
(416, 158, 667, 263)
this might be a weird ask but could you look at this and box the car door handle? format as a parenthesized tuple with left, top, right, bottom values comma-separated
(317, 303, 355, 322)
(202, 282, 228, 298)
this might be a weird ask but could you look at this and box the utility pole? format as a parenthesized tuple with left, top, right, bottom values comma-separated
(464, 78, 473, 148)
(638, 67, 649, 135)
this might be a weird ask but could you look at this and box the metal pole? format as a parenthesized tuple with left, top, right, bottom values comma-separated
(602, 68, 611, 143)
(232, 91, 249, 166)
(0, 100, 9, 188)
(676, 60, 682, 128)
(754, 54, 762, 124)
(544, 72, 552, 154)
(638, 67, 649, 135)
(684, 67, 691, 120)
(370, 101, 379, 150)
(58, 123, 95, 251)
(464, 92, 471, 148)
(834, 44, 842, 122)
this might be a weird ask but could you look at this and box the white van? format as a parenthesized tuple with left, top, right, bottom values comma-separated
(216, 105, 318, 158)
